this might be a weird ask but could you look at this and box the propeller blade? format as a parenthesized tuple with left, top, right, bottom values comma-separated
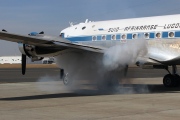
(124, 65, 128, 77)
(22, 54, 26, 75)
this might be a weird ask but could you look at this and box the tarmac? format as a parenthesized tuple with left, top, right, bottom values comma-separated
(0, 65, 180, 120)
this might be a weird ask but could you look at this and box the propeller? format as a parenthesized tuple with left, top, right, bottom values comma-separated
(124, 65, 128, 77)
(21, 54, 26, 75)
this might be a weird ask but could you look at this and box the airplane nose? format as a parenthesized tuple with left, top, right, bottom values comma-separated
(60, 33, 65, 38)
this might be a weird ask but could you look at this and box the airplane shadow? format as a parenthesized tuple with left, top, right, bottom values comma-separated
(0, 84, 180, 101)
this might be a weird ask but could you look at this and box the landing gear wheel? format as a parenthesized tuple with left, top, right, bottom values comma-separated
(163, 74, 174, 87)
(173, 74, 180, 87)
(163, 65, 180, 87)
(163, 74, 180, 87)
(62, 73, 73, 86)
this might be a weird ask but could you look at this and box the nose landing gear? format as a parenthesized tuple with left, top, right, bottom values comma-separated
(163, 65, 180, 87)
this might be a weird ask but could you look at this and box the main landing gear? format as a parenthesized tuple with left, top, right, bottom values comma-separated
(60, 69, 73, 86)
(163, 65, 180, 87)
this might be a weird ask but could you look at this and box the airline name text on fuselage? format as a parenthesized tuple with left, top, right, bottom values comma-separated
(107, 23, 180, 32)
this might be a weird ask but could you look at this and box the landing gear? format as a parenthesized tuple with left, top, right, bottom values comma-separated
(163, 65, 180, 87)
(60, 69, 73, 86)
(62, 73, 73, 86)
(21, 54, 26, 75)
(62, 73, 69, 85)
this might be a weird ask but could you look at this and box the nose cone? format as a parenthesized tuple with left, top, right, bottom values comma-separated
(60, 32, 65, 38)
(60, 26, 74, 38)
(60, 29, 66, 38)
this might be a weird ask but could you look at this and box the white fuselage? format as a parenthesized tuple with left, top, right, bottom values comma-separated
(61, 14, 180, 44)
(58, 14, 180, 66)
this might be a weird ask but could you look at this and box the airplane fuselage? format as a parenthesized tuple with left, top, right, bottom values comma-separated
(60, 14, 180, 65)
(61, 14, 180, 47)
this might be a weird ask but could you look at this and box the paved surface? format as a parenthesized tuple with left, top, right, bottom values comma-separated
(0, 67, 180, 120)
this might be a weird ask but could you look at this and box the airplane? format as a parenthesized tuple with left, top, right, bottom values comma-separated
(0, 14, 180, 90)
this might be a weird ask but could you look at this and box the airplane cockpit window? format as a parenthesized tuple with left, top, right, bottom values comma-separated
(60, 33, 65, 38)
(133, 34, 137, 39)
(169, 32, 174, 38)
(121, 34, 126, 39)
(82, 26, 86, 30)
(112, 35, 116, 40)
(102, 35, 106, 40)
(156, 32, 161, 38)
(92, 36, 97, 41)
(144, 33, 149, 39)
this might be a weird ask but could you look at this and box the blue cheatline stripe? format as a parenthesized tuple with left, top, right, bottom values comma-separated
(66, 30, 180, 42)
(116, 34, 121, 40)
(67, 36, 92, 42)
(162, 32, 168, 38)
(175, 31, 180, 37)
(127, 34, 132, 39)
(97, 36, 101, 41)
(106, 35, 111, 40)
(149, 33, 154, 38)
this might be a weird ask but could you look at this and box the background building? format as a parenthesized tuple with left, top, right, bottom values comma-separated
(0, 56, 55, 64)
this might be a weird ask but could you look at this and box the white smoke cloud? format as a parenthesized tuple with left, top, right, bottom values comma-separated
(36, 75, 66, 93)
(103, 39, 147, 71)
(53, 38, 149, 94)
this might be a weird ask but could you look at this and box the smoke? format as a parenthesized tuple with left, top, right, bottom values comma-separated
(101, 38, 149, 94)
(119, 78, 149, 94)
(36, 75, 66, 93)
(53, 38, 149, 94)
(103, 39, 147, 71)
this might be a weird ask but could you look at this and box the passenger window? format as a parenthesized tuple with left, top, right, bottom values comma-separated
(111, 35, 116, 40)
(102, 35, 106, 40)
(156, 32, 161, 38)
(169, 32, 174, 38)
(144, 33, 149, 39)
(121, 34, 126, 39)
(132, 34, 137, 39)
(92, 36, 97, 41)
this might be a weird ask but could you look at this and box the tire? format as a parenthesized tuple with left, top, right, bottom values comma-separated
(173, 74, 180, 87)
(62, 73, 73, 86)
(163, 74, 174, 87)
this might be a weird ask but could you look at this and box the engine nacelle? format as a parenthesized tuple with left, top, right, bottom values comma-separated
(18, 43, 66, 62)
(18, 43, 43, 61)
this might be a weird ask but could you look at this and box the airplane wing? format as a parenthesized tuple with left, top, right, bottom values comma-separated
(0, 31, 105, 53)
(148, 39, 180, 65)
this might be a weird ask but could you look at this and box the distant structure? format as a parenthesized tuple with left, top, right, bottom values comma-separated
(0, 56, 44, 64)
(0, 56, 21, 64)
(42, 57, 55, 64)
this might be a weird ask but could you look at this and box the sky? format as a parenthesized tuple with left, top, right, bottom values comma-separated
(0, 0, 180, 56)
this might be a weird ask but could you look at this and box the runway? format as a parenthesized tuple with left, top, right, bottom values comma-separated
(0, 66, 180, 120)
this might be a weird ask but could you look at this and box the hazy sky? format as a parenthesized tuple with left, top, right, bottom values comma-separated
(0, 0, 180, 56)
